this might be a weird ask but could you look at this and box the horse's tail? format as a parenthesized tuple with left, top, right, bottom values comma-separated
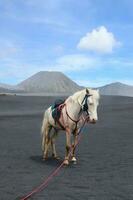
(41, 110, 48, 151)
(41, 112, 46, 135)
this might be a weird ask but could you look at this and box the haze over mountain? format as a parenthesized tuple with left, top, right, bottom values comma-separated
(17, 71, 81, 94)
(0, 87, 13, 93)
(0, 83, 15, 90)
(0, 83, 23, 93)
(99, 82, 133, 97)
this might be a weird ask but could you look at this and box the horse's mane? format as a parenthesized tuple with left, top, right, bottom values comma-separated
(66, 88, 100, 104)
(65, 89, 86, 104)
(71, 89, 86, 101)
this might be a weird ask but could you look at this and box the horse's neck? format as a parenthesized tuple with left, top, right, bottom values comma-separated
(71, 90, 85, 105)
(65, 91, 85, 120)
(65, 98, 81, 120)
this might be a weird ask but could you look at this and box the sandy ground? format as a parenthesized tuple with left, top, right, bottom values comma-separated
(0, 95, 133, 200)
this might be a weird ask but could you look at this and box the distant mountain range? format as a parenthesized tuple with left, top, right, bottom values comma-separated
(99, 82, 133, 97)
(0, 71, 81, 95)
(0, 83, 14, 89)
(0, 71, 133, 97)
(0, 83, 23, 94)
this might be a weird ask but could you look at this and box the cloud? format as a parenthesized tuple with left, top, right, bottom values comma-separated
(77, 26, 121, 54)
(0, 53, 99, 84)
(52, 54, 98, 71)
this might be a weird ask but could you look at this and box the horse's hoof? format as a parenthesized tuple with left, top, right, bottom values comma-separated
(63, 159, 69, 165)
(53, 156, 60, 160)
(55, 156, 60, 160)
(42, 156, 48, 161)
(71, 157, 77, 164)
(53, 156, 61, 160)
(52, 154, 60, 160)
(72, 161, 77, 164)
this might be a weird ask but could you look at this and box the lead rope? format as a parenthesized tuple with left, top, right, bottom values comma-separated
(20, 117, 88, 200)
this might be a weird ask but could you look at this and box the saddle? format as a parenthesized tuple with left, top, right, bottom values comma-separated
(51, 99, 65, 123)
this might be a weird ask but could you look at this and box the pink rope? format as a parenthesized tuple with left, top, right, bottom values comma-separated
(20, 161, 65, 200)
(20, 118, 87, 200)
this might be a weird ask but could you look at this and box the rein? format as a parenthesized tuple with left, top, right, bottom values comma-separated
(57, 93, 90, 130)
(20, 92, 94, 200)
(65, 104, 80, 124)
(20, 116, 88, 200)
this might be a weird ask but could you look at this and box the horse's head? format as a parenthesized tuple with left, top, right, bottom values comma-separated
(81, 88, 100, 124)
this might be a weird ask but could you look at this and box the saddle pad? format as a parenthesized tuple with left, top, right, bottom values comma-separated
(51, 99, 65, 122)
(51, 107, 61, 122)
(52, 99, 65, 109)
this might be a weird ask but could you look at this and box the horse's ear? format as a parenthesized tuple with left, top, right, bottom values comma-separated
(86, 88, 89, 94)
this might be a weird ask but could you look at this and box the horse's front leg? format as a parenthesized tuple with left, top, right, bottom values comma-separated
(71, 130, 78, 164)
(64, 129, 71, 165)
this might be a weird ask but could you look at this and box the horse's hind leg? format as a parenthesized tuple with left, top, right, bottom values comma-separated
(43, 125, 52, 160)
(51, 130, 60, 159)
(42, 118, 52, 160)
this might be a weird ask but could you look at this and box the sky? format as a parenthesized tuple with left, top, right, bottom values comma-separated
(0, 0, 133, 87)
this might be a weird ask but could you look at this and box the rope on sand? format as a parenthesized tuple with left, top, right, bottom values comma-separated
(20, 118, 87, 200)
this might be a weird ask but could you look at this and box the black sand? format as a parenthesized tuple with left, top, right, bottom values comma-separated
(0, 95, 133, 200)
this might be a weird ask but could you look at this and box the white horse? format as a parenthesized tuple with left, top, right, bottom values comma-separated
(41, 88, 100, 165)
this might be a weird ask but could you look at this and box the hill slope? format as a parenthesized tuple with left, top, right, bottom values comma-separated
(0, 83, 23, 93)
(99, 82, 133, 97)
(0, 83, 13, 89)
(17, 71, 81, 94)
(0, 87, 13, 93)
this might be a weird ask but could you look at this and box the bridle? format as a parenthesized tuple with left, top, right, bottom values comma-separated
(64, 93, 92, 129)
(81, 93, 92, 116)
(56, 93, 92, 131)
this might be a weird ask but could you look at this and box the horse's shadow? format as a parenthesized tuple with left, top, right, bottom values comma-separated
(30, 155, 76, 168)
(30, 155, 63, 167)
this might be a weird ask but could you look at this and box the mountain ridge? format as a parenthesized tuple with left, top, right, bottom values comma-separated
(0, 71, 133, 96)
(16, 71, 81, 94)
(99, 82, 133, 97)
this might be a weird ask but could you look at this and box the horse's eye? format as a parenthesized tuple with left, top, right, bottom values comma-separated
(89, 103, 93, 105)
